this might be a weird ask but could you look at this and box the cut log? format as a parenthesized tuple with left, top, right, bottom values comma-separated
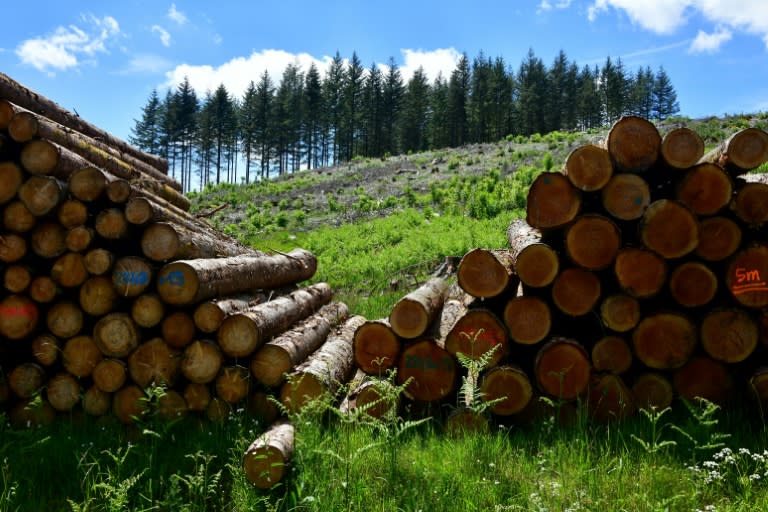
(605, 116, 661, 173)
(215, 365, 250, 404)
(631, 372, 674, 411)
(128, 337, 180, 388)
(206, 397, 231, 422)
(506, 219, 559, 288)
(696, 216, 742, 262)
(31, 334, 60, 366)
(445, 408, 490, 435)
(640, 200, 699, 259)
(526, 172, 581, 230)
(242, 420, 295, 489)
(389, 277, 449, 339)
(82, 386, 111, 417)
(632, 312, 697, 369)
(668, 261, 718, 308)
(444, 308, 509, 366)
(124, 194, 199, 228)
(8, 363, 46, 399)
(29, 276, 59, 303)
(156, 249, 315, 306)
(58, 199, 88, 229)
(46, 373, 81, 412)
(564, 214, 621, 270)
(94, 208, 129, 240)
(676, 163, 733, 216)
(0, 233, 27, 263)
(161, 311, 197, 349)
(106, 178, 133, 204)
(614, 247, 668, 299)
(353, 318, 401, 376)
(9, 399, 56, 429)
(218, 283, 334, 358)
(599, 294, 641, 333)
(193, 294, 266, 334)
(112, 256, 153, 298)
(673, 356, 733, 405)
(725, 244, 768, 308)
(661, 127, 705, 169)
(551, 267, 601, 316)
(83, 248, 114, 276)
(46, 301, 83, 339)
(30, 221, 66, 259)
(251, 302, 350, 387)
(112, 385, 148, 424)
(698, 127, 768, 173)
(247, 391, 280, 425)
(65, 226, 95, 252)
(141, 221, 252, 262)
(3, 200, 36, 233)
(181, 339, 223, 384)
(280, 315, 366, 411)
(156, 390, 188, 421)
(0, 99, 14, 128)
(20, 138, 90, 178)
(457, 248, 518, 298)
(479, 365, 533, 416)
(587, 373, 635, 422)
(62, 335, 103, 378)
(563, 144, 613, 191)
(92, 359, 127, 393)
(79, 276, 118, 316)
(503, 295, 551, 345)
(0, 294, 39, 340)
(130, 294, 165, 328)
(700, 308, 758, 363)
(0, 161, 24, 204)
(534, 337, 591, 401)
(184, 382, 212, 412)
(732, 182, 768, 227)
(600, 173, 651, 221)
(341, 373, 398, 418)
(93, 313, 140, 358)
(51, 252, 88, 288)
(68, 166, 107, 202)
(3, 264, 32, 293)
(591, 336, 632, 374)
(396, 338, 458, 403)
(18, 175, 66, 216)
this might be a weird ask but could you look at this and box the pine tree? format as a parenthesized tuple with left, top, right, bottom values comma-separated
(196, 91, 215, 189)
(130, 89, 163, 155)
(630, 66, 655, 119)
(173, 77, 199, 192)
(323, 52, 345, 165)
(429, 72, 450, 149)
(362, 62, 384, 157)
(652, 66, 680, 120)
(240, 81, 258, 183)
(601, 57, 630, 123)
(469, 51, 492, 143)
(341, 51, 365, 161)
(255, 70, 275, 180)
(447, 53, 470, 147)
(206, 83, 238, 184)
(577, 65, 602, 130)
(489, 56, 513, 140)
(303, 64, 323, 170)
(381, 57, 404, 156)
(517, 48, 547, 136)
(400, 66, 431, 153)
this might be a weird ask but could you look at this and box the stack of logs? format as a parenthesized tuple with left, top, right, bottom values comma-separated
(0, 73, 360, 437)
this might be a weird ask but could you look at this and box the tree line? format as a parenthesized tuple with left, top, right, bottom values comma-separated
(130, 48, 680, 191)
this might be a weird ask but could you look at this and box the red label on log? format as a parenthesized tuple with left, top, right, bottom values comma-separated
(732, 267, 768, 296)
(0, 304, 36, 317)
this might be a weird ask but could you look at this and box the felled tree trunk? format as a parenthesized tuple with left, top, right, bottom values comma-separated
(533, 337, 591, 401)
(242, 420, 295, 489)
(605, 116, 661, 173)
(193, 293, 267, 333)
(661, 127, 704, 169)
(389, 277, 449, 339)
(698, 127, 768, 174)
(563, 144, 613, 191)
(456, 248, 518, 299)
(526, 172, 581, 230)
(353, 318, 401, 375)
(506, 219, 559, 288)
(479, 365, 533, 416)
(632, 312, 697, 369)
(396, 339, 458, 403)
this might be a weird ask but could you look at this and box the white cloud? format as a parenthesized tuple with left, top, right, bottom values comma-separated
(399, 48, 461, 83)
(168, 4, 188, 25)
(588, 0, 768, 49)
(152, 25, 171, 47)
(120, 54, 173, 74)
(539, 0, 573, 11)
(15, 14, 120, 74)
(689, 26, 732, 53)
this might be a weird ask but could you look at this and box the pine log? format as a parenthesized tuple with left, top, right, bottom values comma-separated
(130, 294, 165, 328)
(668, 261, 718, 308)
(661, 127, 705, 169)
(725, 244, 768, 308)
(534, 337, 591, 401)
(676, 163, 733, 216)
(700, 308, 758, 363)
(8, 363, 46, 399)
(112, 256, 153, 298)
(58, 199, 88, 229)
(18, 175, 66, 216)
(614, 247, 668, 298)
(128, 337, 181, 389)
(193, 294, 266, 334)
(247, 391, 280, 425)
(93, 313, 140, 358)
(599, 294, 641, 333)
(445, 408, 490, 435)
(591, 336, 632, 374)
(0, 294, 39, 340)
(19, 138, 91, 178)
(112, 385, 148, 424)
(564, 214, 621, 270)
(551, 267, 601, 316)
(0, 73, 169, 173)
(156, 390, 188, 421)
(0, 233, 27, 263)
(161, 311, 197, 349)
(526, 172, 581, 230)
(206, 397, 231, 422)
(51, 252, 88, 288)
(600, 173, 651, 221)
(215, 365, 250, 404)
(640, 200, 699, 259)
(698, 127, 768, 173)
(157, 249, 315, 306)
(631, 372, 674, 411)
(0, 99, 14, 128)
(65, 226, 95, 252)
(396, 338, 458, 403)
(82, 386, 111, 417)
(479, 365, 533, 416)
(506, 219, 559, 288)
(92, 359, 128, 393)
(673, 356, 733, 405)
(46, 301, 83, 339)
(242, 420, 295, 489)
(732, 182, 768, 227)
(353, 318, 401, 376)
(125, 194, 199, 228)
(3, 264, 32, 293)
(94, 208, 129, 240)
(9, 399, 56, 429)
(587, 373, 635, 422)
(141, 221, 249, 262)
(503, 295, 551, 345)
(252, 302, 350, 387)
(181, 339, 224, 384)
(29, 276, 59, 303)
(30, 221, 66, 259)
(184, 382, 212, 412)
(632, 312, 697, 369)
(0, 161, 24, 204)
(218, 283, 333, 358)
(341, 372, 398, 418)
(31, 334, 60, 366)
(563, 144, 613, 191)
(444, 308, 509, 366)
(83, 248, 114, 276)
(280, 315, 366, 411)
(106, 178, 133, 204)
(68, 166, 107, 202)
(605, 116, 661, 173)
(46, 372, 81, 412)
(62, 335, 103, 378)
(457, 248, 518, 298)
(3, 201, 36, 233)
(389, 276, 449, 339)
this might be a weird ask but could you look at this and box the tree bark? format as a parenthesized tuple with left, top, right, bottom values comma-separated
(534, 337, 591, 401)
(506, 219, 559, 288)
(193, 293, 267, 334)
(632, 312, 696, 369)
(526, 172, 581, 230)
(605, 116, 661, 173)
(353, 318, 401, 376)
(62, 335, 103, 378)
(389, 276, 449, 339)
(242, 420, 295, 489)
(661, 127, 705, 169)
(563, 144, 613, 191)
(698, 127, 768, 174)
(479, 365, 533, 416)
(157, 249, 315, 306)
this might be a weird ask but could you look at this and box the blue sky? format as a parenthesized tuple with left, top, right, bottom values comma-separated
(2, 0, 768, 141)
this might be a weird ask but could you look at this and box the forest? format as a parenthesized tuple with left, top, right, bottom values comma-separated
(130, 48, 679, 192)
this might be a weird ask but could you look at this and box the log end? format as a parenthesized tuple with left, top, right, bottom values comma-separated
(564, 144, 613, 191)
(640, 200, 699, 259)
(353, 321, 401, 375)
(606, 116, 661, 173)
(457, 248, 514, 298)
(631, 373, 674, 411)
(725, 245, 768, 309)
(534, 338, 591, 401)
(526, 172, 581, 230)
(251, 345, 292, 388)
(515, 243, 559, 288)
(389, 299, 430, 339)
(157, 261, 200, 305)
(661, 127, 704, 169)
(503, 296, 551, 345)
(480, 365, 533, 416)
(632, 312, 697, 369)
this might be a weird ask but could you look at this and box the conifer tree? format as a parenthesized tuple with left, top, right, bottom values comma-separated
(130, 89, 163, 155)
(652, 66, 680, 120)
(381, 57, 404, 156)
(303, 64, 323, 169)
(447, 53, 470, 147)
